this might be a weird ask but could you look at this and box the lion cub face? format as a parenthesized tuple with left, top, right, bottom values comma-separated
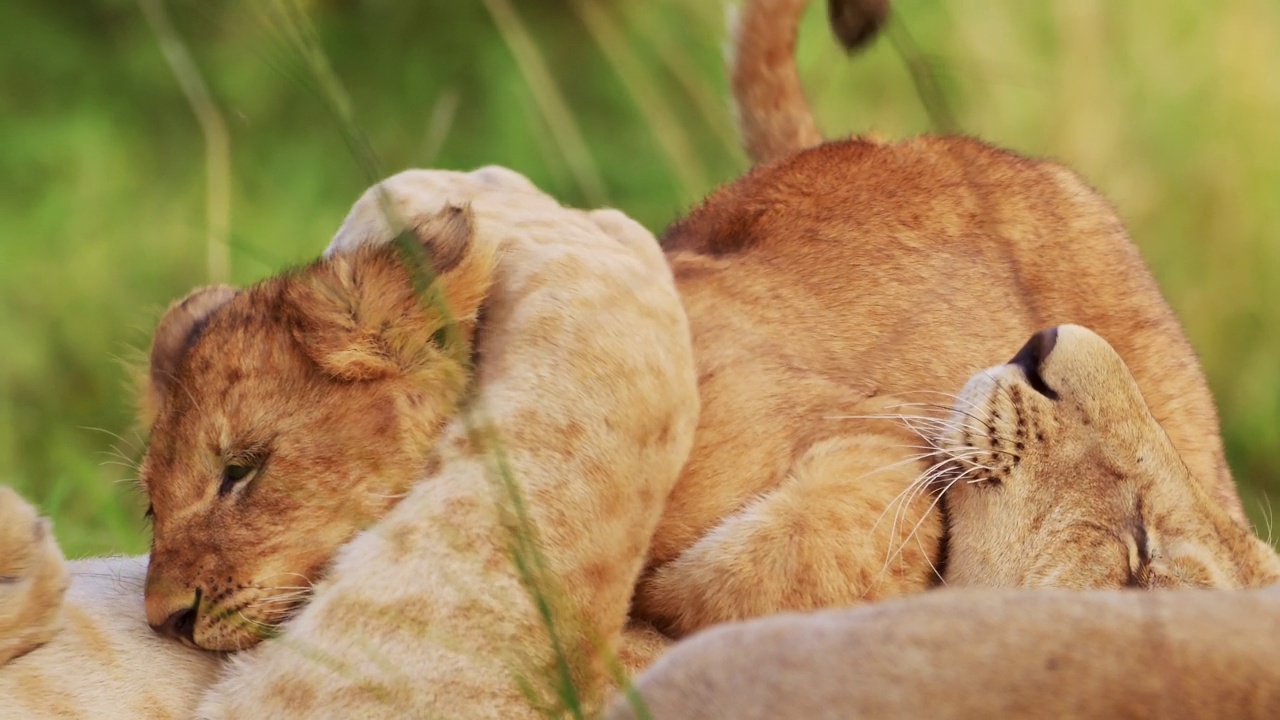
(939, 324, 1280, 590)
(140, 207, 495, 651)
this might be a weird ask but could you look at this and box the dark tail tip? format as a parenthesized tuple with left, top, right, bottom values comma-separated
(827, 0, 891, 52)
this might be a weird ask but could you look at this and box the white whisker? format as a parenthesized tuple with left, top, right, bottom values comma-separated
(885, 467, 984, 571)
(79, 426, 142, 453)
(894, 389, 983, 411)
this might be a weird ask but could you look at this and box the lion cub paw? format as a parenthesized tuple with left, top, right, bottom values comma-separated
(0, 487, 69, 664)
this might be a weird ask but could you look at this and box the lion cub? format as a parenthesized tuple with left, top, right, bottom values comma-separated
(609, 327, 1280, 720)
(1, 165, 699, 720)
(136, 202, 498, 651)
(629, 0, 1273, 637)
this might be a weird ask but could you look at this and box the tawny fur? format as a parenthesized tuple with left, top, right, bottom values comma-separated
(0, 553, 221, 720)
(938, 325, 1279, 591)
(183, 166, 696, 718)
(0, 487, 68, 667)
(0, 489, 219, 719)
(609, 326, 1280, 719)
(628, 0, 1259, 637)
(0, 166, 698, 719)
(3, 0, 1275, 716)
(732, 0, 888, 164)
(140, 208, 498, 652)
(609, 585, 1280, 720)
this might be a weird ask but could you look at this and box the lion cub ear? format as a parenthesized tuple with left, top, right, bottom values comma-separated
(140, 285, 238, 427)
(286, 204, 497, 382)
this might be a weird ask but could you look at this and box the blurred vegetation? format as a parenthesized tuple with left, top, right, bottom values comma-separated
(1, 0, 1277, 557)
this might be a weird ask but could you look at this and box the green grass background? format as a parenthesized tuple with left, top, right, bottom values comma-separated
(2, 0, 1277, 558)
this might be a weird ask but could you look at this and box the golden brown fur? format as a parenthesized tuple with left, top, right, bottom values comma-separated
(609, 325, 1280, 718)
(141, 202, 496, 651)
(940, 325, 1279, 590)
(730, 0, 888, 164)
(0, 166, 698, 718)
(628, 0, 1258, 637)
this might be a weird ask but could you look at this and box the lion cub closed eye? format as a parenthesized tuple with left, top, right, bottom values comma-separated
(935, 325, 1280, 591)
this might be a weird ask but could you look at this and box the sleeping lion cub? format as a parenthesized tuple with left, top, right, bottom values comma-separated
(629, 0, 1266, 636)
(3, 0, 1276, 718)
(608, 327, 1280, 719)
(0, 165, 700, 719)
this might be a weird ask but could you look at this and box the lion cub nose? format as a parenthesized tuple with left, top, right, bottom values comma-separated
(1008, 327, 1060, 400)
(152, 602, 199, 644)
(1009, 327, 1059, 370)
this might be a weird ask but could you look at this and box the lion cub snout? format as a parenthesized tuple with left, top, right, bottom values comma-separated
(938, 325, 1280, 591)
(144, 587, 199, 646)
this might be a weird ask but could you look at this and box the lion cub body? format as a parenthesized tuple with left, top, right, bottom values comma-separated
(612, 324, 1280, 718)
(612, 585, 1280, 720)
(634, 98, 1251, 639)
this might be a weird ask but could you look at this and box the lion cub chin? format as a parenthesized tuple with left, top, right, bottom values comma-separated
(936, 324, 1280, 590)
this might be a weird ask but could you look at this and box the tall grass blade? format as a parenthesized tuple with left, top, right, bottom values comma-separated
(885, 18, 959, 134)
(138, 0, 232, 285)
(479, 0, 607, 205)
(620, 2, 742, 162)
(572, 0, 709, 197)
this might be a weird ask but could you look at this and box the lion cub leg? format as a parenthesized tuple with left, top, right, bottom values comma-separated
(635, 426, 943, 638)
(0, 487, 70, 664)
(614, 621, 672, 677)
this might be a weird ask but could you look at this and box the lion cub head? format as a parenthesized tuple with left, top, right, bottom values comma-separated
(938, 324, 1280, 590)
(139, 205, 496, 651)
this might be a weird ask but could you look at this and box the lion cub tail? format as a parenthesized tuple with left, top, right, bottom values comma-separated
(731, 0, 889, 165)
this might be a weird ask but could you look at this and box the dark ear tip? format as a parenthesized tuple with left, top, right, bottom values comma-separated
(176, 284, 237, 311)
